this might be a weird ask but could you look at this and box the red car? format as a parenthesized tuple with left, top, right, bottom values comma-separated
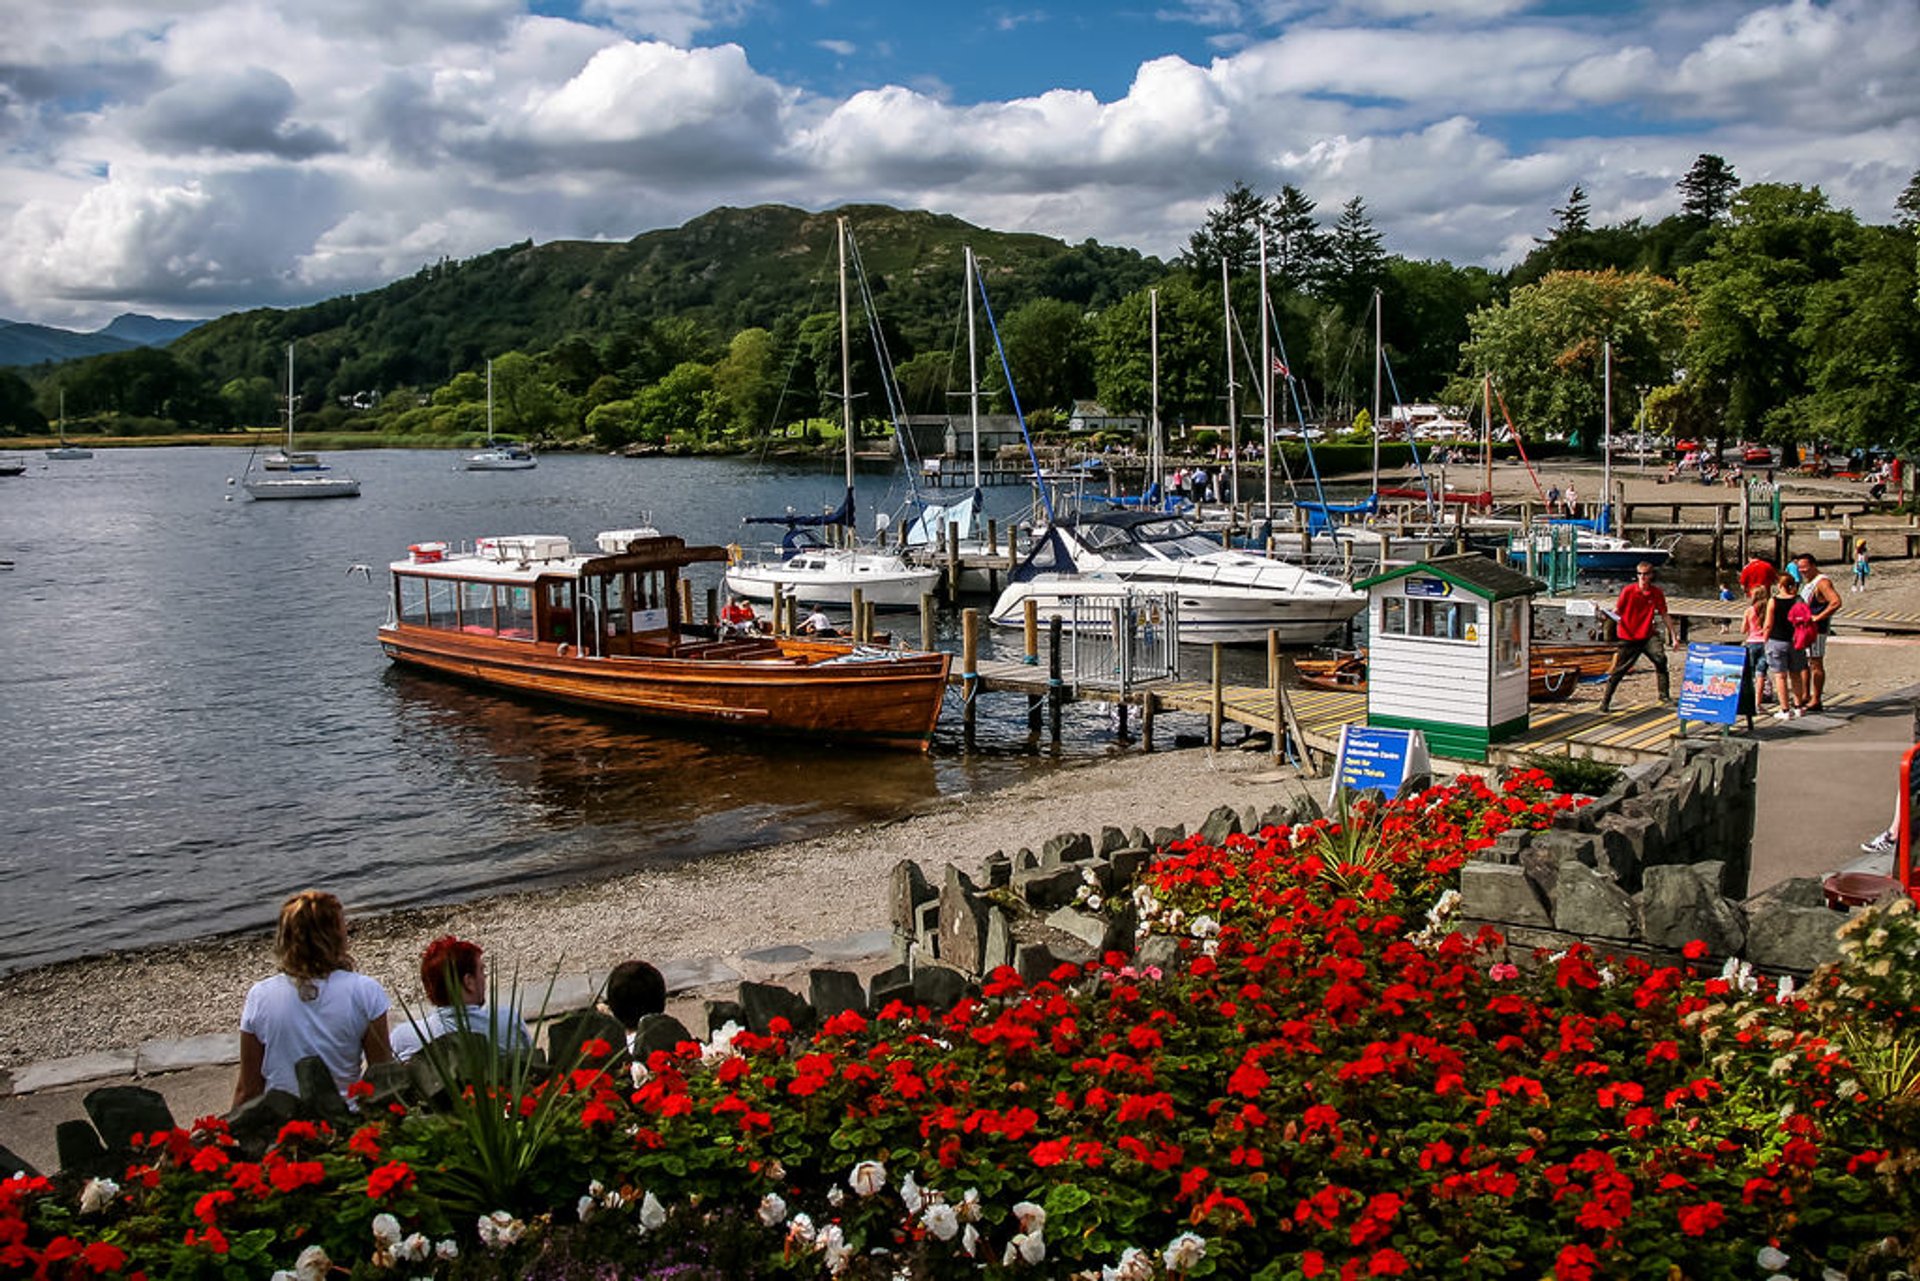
(1674, 439, 1698, 454)
(1742, 445, 1773, 464)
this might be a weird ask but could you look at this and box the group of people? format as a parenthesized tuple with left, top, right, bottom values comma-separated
(232, 890, 665, 1107)
(720, 595, 838, 637)
(1167, 466, 1218, 506)
(1598, 552, 1841, 725)
(1542, 483, 1582, 518)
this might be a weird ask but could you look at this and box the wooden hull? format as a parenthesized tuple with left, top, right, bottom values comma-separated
(378, 624, 950, 751)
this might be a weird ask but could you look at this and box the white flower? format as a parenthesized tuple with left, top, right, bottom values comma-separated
(827, 1184, 846, 1207)
(1720, 956, 1759, 994)
(922, 1202, 960, 1241)
(395, 1233, 431, 1264)
(293, 1245, 331, 1281)
(701, 1020, 743, 1063)
(1163, 1231, 1208, 1272)
(371, 1213, 403, 1248)
(434, 1240, 459, 1262)
(477, 1210, 525, 1251)
(577, 1194, 597, 1223)
(1011, 1201, 1046, 1233)
(1003, 1231, 1046, 1266)
(1756, 1246, 1790, 1272)
(786, 1212, 817, 1248)
(78, 1177, 119, 1216)
(1775, 974, 1798, 1003)
(820, 1224, 852, 1275)
(899, 1171, 924, 1215)
(758, 1192, 787, 1227)
(1085, 893, 1105, 912)
(639, 1190, 667, 1232)
(1190, 914, 1219, 940)
(1104, 1246, 1155, 1281)
(957, 1188, 983, 1222)
(849, 1159, 888, 1197)
(961, 1223, 980, 1257)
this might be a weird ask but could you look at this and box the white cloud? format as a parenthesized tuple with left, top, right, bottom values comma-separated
(816, 38, 856, 56)
(578, 0, 754, 45)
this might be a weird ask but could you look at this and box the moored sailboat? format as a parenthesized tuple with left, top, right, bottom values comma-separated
(465, 359, 537, 471)
(245, 343, 360, 500)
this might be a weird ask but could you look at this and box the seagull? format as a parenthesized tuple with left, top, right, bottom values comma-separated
(346, 563, 372, 580)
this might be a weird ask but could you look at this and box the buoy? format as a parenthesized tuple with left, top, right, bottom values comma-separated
(225, 476, 235, 485)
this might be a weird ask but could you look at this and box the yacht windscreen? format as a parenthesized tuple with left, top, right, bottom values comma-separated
(1078, 523, 1150, 560)
(1137, 520, 1220, 558)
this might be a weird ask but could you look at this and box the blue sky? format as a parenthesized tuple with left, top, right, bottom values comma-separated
(1, 0, 1915, 329)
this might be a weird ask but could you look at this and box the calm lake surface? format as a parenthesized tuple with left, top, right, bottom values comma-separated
(0, 448, 1207, 975)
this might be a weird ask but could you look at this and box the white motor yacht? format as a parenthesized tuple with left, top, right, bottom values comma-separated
(989, 511, 1365, 645)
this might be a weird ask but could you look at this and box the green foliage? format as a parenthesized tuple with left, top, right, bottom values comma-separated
(1517, 752, 1623, 796)
(0, 368, 46, 433)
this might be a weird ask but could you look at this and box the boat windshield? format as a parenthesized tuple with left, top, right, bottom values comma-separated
(1076, 523, 1153, 561)
(1133, 519, 1223, 560)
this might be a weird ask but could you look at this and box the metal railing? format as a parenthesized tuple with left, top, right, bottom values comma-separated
(1068, 591, 1180, 692)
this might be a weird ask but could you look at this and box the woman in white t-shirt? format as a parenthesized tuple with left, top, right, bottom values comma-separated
(233, 890, 393, 1106)
(389, 935, 531, 1061)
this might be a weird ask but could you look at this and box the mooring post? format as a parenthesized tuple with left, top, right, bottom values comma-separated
(1210, 643, 1224, 750)
(962, 607, 979, 747)
(920, 592, 936, 653)
(678, 579, 695, 626)
(1270, 632, 1285, 764)
(945, 522, 962, 604)
(1141, 692, 1155, 752)
(704, 585, 718, 628)
(864, 600, 877, 645)
(987, 519, 999, 559)
(1738, 484, 1751, 564)
(1048, 616, 1064, 743)
(1023, 598, 1039, 665)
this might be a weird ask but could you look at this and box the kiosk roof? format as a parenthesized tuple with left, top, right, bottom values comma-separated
(1355, 554, 1543, 602)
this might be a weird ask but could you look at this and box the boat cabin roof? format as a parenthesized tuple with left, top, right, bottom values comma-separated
(390, 533, 728, 584)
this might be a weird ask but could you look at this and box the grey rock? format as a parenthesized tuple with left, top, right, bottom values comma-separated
(1015, 847, 1041, 871)
(225, 1090, 298, 1161)
(1745, 905, 1845, 972)
(1099, 826, 1130, 855)
(1594, 814, 1653, 888)
(1017, 941, 1091, 985)
(1046, 906, 1123, 954)
(547, 1010, 627, 1067)
(1136, 934, 1182, 972)
(980, 851, 1013, 889)
(136, 1033, 236, 1075)
(740, 943, 813, 965)
(738, 981, 815, 1034)
(1757, 877, 1831, 911)
(983, 907, 1016, 975)
(1637, 865, 1747, 955)
(1043, 832, 1095, 865)
(939, 866, 991, 976)
(1151, 824, 1186, 848)
(808, 970, 866, 1021)
(1460, 862, 1554, 928)
(869, 977, 916, 1010)
(54, 1120, 110, 1177)
(1690, 860, 1732, 898)
(1287, 794, 1324, 825)
(1551, 861, 1637, 941)
(1014, 864, 1088, 911)
(1127, 826, 1151, 852)
(914, 898, 941, 955)
(890, 859, 936, 934)
(1110, 847, 1152, 885)
(363, 1061, 413, 1109)
(1198, 805, 1242, 845)
(0, 1142, 37, 1178)
(870, 963, 911, 994)
(294, 1056, 353, 1131)
(83, 1085, 173, 1151)
(805, 929, 893, 964)
(703, 998, 746, 1035)
(911, 963, 972, 1010)
(657, 954, 742, 993)
(632, 1012, 694, 1059)
(10, 1049, 137, 1095)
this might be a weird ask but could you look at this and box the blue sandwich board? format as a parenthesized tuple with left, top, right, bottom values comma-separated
(1330, 725, 1431, 803)
(1677, 642, 1746, 727)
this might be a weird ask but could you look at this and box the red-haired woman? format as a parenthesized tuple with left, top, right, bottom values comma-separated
(389, 934, 532, 1060)
(233, 890, 392, 1106)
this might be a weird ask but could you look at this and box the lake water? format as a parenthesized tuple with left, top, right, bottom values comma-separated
(0, 448, 1213, 975)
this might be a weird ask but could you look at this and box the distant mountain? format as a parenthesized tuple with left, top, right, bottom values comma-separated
(0, 312, 204, 369)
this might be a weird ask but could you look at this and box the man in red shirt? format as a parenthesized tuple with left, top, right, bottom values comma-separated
(1599, 561, 1678, 712)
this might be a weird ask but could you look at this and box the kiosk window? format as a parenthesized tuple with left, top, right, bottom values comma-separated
(1380, 596, 1478, 641)
(1494, 600, 1525, 675)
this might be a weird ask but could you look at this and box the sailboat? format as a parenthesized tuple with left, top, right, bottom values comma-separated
(465, 360, 537, 470)
(724, 218, 939, 610)
(46, 392, 91, 460)
(244, 343, 360, 500)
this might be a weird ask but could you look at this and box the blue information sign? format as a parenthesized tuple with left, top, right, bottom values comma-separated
(1331, 725, 1431, 802)
(1676, 642, 1746, 726)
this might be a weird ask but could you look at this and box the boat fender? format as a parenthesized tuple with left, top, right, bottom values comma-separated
(556, 642, 571, 657)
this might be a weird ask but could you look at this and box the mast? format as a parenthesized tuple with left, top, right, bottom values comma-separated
(1371, 286, 1383, 500)
(1149, 287, 1161, 507)
(485, 358, 494, 445)
(965, 247, 981, 491)
(1482, 370, 1493, 500)
(1259, 228, 1273, 520)
(1602, 338, 1614, 535)
(1220, 256, 1238, 511)
(838, 216, 855, 535)
(286, 341, 296, 451)
(58, 389, 65, 447)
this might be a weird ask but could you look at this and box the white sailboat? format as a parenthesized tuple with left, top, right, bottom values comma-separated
(724, 218, 939, 611)
(46, 392, 91, 460)
(245, 343, 360, 500)
(465, 360, 537, 470)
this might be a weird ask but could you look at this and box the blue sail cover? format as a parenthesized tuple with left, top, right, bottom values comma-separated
(906, 491, 980, 546)
(1297, 494, 1378, 534)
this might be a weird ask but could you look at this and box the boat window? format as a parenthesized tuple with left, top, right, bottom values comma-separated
(397, 576, 428, 626)
(498, 586, 535, 639)
(1379, 596, 1479, 642)
(460, 582, 494, 630)
(425, 578, 461, 631)
(1494, 599, 1525, 675)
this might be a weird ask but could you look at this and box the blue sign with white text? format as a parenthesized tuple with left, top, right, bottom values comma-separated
(1404, 577, 1453, 598)
(1332, 725, 1429, 801)
(1677, 642, 1745, 726)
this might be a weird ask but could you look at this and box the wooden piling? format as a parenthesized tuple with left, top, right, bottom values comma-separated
(677, 578, 694, 624)
(864, 600, 877, 645)
(945, 523, 962, 604)
(1023, 598, 1039, 665)
(1048, 617, 1064, 743)
(1210, 643, 1224, 750)
(920, 592, 936, 653)
(961, 608, 979, 746)
(1712, 505, 1726, 573)
(704, 585, 717, 627)
(850, 588, 866, 643)
(987, 519, 999, 558)
(1141, 692, 1155, 752)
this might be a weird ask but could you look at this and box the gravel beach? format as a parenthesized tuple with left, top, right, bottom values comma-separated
(0, 745, 1303, 1073)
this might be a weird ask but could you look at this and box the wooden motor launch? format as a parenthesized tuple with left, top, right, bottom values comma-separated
(379, 530, 950, 751)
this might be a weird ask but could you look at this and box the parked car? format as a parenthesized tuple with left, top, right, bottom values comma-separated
(1742, 445, 1773, 464)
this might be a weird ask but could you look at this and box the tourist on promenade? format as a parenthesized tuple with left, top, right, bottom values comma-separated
(1598, 562, 1676, 713)
(1740, 584, 1770, 727)
(1738, 554, 1777, 699)
(1564, 483, 1581, 519)
(1547, 485, 1561, 515)
(389, 935, 532, 1061)
(1854, 540, 1871, 592)
(1794, 553, 1842, 712)
(1766, 573, 1811, 719)
(233, 890, 392, 1106)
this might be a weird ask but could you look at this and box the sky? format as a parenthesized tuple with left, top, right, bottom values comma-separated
(1, 0, 1915, 331)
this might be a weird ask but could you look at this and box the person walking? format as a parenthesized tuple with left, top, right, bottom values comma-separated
(1766, 572, 1810, 719)
(1598, 561, 1677, 712)
(1793, 553, 1842, 712)
(1740, 583, 1770, 727)
(1854, 540, 1871, 592)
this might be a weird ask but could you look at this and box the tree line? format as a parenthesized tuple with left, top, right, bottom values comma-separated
(3, 162, 1916, 459)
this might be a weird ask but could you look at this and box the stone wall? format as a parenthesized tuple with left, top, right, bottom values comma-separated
(1460, 738, 1851, 973)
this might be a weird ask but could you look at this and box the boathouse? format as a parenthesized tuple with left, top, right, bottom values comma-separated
(1354, 555, 1543, 761)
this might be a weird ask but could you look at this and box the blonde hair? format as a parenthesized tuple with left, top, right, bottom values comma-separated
(275, 890, 353, 992)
